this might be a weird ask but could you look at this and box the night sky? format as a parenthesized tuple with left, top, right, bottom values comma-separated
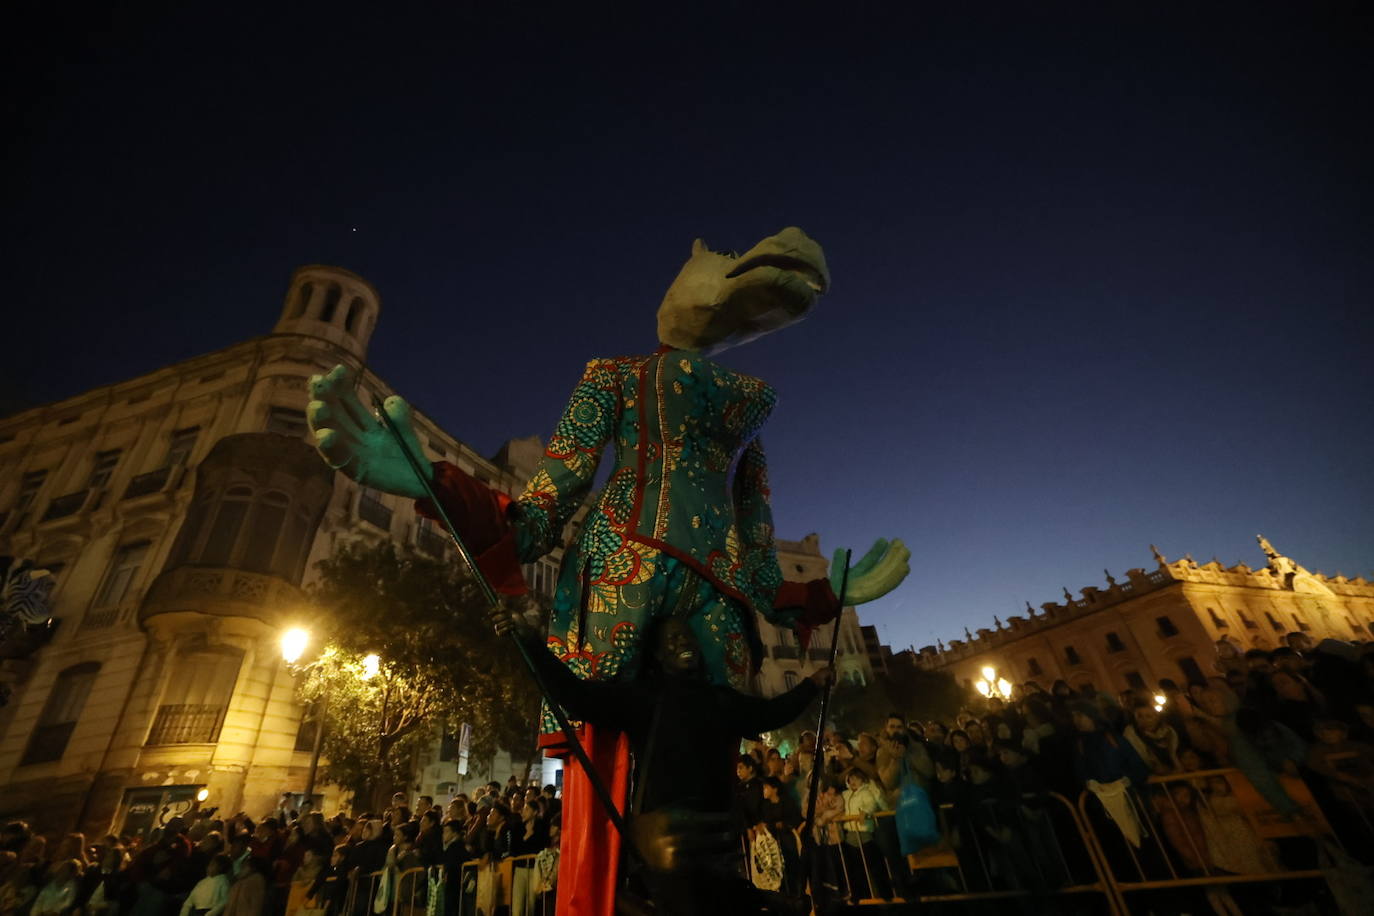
(5, 3, 1371, 652)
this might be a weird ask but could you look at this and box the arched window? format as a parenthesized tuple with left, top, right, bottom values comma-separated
(201, 486, 253, 566)
(319, 283, 342, 322)
(344, 297, 364, 332)
(241, 492, 289, 574)
(22, 662, 101, 764)
(293, 282, 314, 319)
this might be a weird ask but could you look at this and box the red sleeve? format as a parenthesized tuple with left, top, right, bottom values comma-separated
(413, 460, 528, 596)
(773, 578, 841, 649)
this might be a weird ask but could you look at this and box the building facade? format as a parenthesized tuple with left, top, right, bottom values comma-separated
(0, 265, 866, 835)
(915, 539, 1374, 695)
(0, 265, 568, 837)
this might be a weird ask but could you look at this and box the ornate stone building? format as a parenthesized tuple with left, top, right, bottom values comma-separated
(0, 265, 868, 835)
(915, 539, 1374, 695)
(0, 266, 566, 836)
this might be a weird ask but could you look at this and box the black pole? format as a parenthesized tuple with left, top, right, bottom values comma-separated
(802, 549, 852, 862)
(372, 397, 632, 844)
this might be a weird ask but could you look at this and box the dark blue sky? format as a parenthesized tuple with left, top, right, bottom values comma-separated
(5, 3, 1371, 652)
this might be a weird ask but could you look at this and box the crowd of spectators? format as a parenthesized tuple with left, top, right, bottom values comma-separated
(730, 631, 1374, 912)
(0, 781, 560, 916)
(5, 631, 1373, 915)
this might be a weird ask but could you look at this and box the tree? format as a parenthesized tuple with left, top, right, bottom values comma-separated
(297, 540, 543, 811)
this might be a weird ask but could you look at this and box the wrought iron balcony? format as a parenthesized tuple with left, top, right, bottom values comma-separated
(416, 526, 449, 556)
(146, 703, 227, 745)
(772, 645, 800, 660)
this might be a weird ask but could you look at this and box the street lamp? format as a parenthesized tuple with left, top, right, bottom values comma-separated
(282, 628, 327, 810)
(361, 653, 380, 680)
(281, 628, 310, 664)
(975, 665, 1014, 700)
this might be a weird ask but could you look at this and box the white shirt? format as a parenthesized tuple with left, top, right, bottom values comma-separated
(180, 873, 230, 916)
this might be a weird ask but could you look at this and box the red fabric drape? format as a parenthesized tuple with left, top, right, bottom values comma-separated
(413, 460, 527, 595)
(550, 723, 630, 916)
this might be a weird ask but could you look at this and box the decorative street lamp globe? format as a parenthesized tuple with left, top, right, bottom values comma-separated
(975, 665, 1013, 700)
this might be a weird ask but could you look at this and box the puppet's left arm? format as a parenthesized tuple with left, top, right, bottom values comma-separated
(732, 438, 911, 644)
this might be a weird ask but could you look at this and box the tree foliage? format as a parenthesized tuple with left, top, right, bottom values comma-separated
(296, 540, 543, 810)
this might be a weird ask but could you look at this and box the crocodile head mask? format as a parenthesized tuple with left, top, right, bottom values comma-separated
(656, 226, 830, 355)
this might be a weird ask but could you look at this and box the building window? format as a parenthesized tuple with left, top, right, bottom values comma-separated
(1238, 610, 1257, 629)
(202, 487, 253, 566)
(319, 283, 342, 322)
(10, 469, 47, 527)
(91, 542, 151, 610)
(784, 671, 798, 690)
(1125, 671, 1146, 689)
(358, 488, 392, 530)
(1064, 645, 1081, 667)
(1266, 612, 1283, 632)
(1207, 607, 1227, 629)
(1156, 615, 1179, 638)
(167, 427, 200, 466)
(417, 517, 449, 556)
(89, 449, 122, 490)
(240, 492, 289, 574)
(267, 408, 308, 438)
(1026, 657, 1043, 677)
(1292, 615, 1310, 633)
(146, 647, 242, 745)
(21, 662, 100, 765)
(1105, 632, 1126, 653)
(1177, 656, 1205, 684)
(345, 297, 363, 332)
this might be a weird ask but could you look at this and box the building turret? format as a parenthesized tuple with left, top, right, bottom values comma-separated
(273, 265, 380, 359)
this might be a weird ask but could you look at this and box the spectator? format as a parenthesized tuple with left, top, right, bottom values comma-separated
(0, 823, 31, 857)
(179, 853, 231, 916)
(1306, 719, 1374, 806)
(222, 855, 268, 916)
(78, 843, 128, 916)
(840, 767, 890, 900)
(1266, 670, 1327, 741)
(31, 859, 83, 916)
(733, 755, 764, 833)
(1123, 703, 1181, 774)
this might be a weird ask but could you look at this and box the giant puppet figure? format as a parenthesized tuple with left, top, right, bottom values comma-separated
(306, 227, 910, 910)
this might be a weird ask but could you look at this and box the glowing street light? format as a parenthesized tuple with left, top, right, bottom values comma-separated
(975, 665, 1014, 700)
(281, 628, 311, 664)
(361, 653, 380, 680)
(1153, 693, 1167, 713)
(196, 788, 210, 803)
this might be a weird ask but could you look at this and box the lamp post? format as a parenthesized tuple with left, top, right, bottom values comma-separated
(281, 628, 328, 809)
(282, 629, 382, 810)
(974, 665, 1014, 701)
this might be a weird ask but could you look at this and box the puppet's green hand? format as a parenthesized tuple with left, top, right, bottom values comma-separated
(829, 539, 911, 605)
(306, 364, 432, 499)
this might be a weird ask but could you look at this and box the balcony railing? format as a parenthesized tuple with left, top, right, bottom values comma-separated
(146, 704, 227, 745)
(42, 490, 89, 521)
(772, 645, 800, 660)
(123, 467, 171, 499)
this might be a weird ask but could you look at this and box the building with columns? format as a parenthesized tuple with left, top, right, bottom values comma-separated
(915, 539, 1374, 695)
(0, 265, 867, 835)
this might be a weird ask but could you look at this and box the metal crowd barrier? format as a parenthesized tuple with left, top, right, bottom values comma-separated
(811, 791, 1122, 911)
(456, 853, 554, 916)
(1073, 766, 1347, 910)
